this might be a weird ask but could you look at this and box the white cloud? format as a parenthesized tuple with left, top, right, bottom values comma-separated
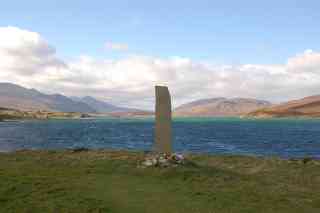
(0, 26, 66, 76)
(105, 42, 128, 51)
(287, 49, 320, 73)
(0, 26, 320, 109)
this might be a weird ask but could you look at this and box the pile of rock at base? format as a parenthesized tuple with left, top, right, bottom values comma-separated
(139, 153, 185, 168)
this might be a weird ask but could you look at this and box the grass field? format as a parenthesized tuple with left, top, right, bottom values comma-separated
(0, 150, 319, 213)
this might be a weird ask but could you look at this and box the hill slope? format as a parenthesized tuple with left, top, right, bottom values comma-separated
(174, 98, 272, 117)
(73, 96, 139, 113)
(0, 83, 95, 113)
(248, 95, 320, 118)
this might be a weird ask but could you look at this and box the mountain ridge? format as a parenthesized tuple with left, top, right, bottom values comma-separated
(247, 95, 320, 118)
(0, 82, 146, 114)
(0, 83, 94, 113)
(2, 82, 320, 118)
(72, 96, 139, 113)
(174, 97, 272, 117)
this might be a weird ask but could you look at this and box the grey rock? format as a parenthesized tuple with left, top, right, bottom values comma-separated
(154, 86, 172, 153)
(142, 159, 154, 167)
(139, 153, 186, 168)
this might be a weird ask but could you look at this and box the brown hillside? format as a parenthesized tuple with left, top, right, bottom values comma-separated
(247, 95, 320, 118)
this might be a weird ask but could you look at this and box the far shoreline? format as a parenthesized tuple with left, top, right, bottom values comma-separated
(1, 148, 319, 161)
(2, 115, 320, 123)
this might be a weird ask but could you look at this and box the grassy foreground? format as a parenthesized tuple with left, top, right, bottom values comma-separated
(0, 150, 319, 213)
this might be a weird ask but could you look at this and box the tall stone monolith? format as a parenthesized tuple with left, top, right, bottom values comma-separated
(154, 85, 172, 153)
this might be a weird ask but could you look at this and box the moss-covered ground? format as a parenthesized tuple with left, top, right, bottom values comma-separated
(0, 150, 319, 213)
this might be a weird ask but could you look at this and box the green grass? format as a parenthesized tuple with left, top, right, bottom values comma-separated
(0, 150, 319, 213)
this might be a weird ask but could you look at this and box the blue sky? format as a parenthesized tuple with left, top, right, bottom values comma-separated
(1, 0, 320, 64)
(1, 0, 320, 108)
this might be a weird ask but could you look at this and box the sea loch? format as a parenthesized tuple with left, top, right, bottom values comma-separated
(1, 117, 319, 158)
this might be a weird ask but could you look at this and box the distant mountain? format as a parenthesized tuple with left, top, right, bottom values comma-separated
(0, 83, 95, 113)
(174, 97, 272, 117)
(247, 95, 320, 118)
(72, 96, 139, 113)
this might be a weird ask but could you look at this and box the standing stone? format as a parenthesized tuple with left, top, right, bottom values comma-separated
(154, 85, 172, 153)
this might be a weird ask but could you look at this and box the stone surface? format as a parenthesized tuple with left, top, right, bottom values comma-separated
(139, 153, 185, 168)
(154, 86, 172, 153)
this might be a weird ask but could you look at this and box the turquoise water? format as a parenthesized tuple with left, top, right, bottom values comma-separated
(0, 117, 320, 158)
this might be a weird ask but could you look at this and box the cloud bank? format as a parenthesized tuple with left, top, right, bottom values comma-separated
(0, 26, 320, 109)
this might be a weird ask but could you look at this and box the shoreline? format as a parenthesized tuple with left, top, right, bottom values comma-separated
(1, 148, 319, 161)
(2, 115, 320, 121)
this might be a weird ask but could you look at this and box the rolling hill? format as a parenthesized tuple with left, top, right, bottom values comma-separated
(174, 97, 272, 117)
(247, 95, 320, 118)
